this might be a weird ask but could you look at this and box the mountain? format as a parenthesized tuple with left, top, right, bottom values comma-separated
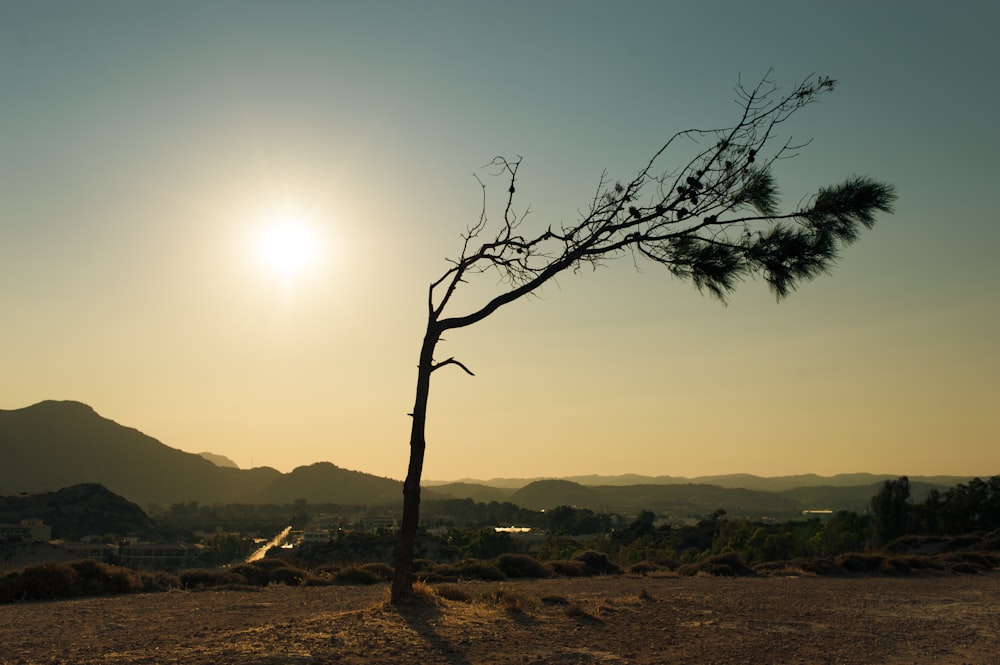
(778, 480, 957, 513)
(440, 472, 975, 494)
(2, 400, 976, 517)
(199, 452, 239, 469)
(254, 462, 402, 505)
(0, 483, 160, 540)
(0, 401, 403, 508)
(510, 480, 605, 511)
(428, 482, 517, 504)
(507, 480, 804, 517)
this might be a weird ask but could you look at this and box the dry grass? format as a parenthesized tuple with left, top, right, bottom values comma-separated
(3, 574, 1000, 664)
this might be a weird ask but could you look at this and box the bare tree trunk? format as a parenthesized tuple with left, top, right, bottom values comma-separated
(391, 323, 438, 602)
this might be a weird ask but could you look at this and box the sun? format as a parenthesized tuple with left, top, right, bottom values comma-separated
(253, 211, 323, 283)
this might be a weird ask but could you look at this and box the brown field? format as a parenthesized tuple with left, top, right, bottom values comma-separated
(2, 573, 998, 664)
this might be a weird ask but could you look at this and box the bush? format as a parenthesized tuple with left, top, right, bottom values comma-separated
(548, 560, 590, 577)
(452, 559, 505, 581)
(312, 562, 341, 577)
(16, 562, 79, 599)
(69, 559, 141, 595)
(333, 566, 383, 585)
(267, 565, 307, 586)
(798, 557, 846, 576)
(981, 529, 1000, 551)
(414, 565, 456, 583)
(0, 563, 77, 601)
(253, 557, 295, 571)
(939, 552, 999, 573)
(179, 568, 246, 589)
(495, 553, 551, 579)
(433, 583, 471, 602)
(625, 559, 674, 576)
(139, 570, 181, 593)
(678, 552, 753, 577)
(359, 562, 394, 581)
(0, 559, 143, 602)
(573, 550, 622, 575)
(229, 563, 269, 586)
(477, 584, 539, 614)
(836, 553, 885, 573)
(413, 558, 437, 572)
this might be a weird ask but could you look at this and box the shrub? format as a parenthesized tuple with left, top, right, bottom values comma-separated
(0, 559, 148, 602)
(477, 585, 539, 614)
(15, 562, 79, 600)
(626, 559, 674, 576)
(333, 566, 383, 585)
(69, 560, 141, 595)
(452, 559, 505, 581)
(942, 536, 984, 552)
(229, 563, 268, 586)
(267, 565, 307, 586)
(415, 564, 457, 583)
(179, 568, 245, 590)
(413, 558, 437, 572)
(798, 557, 845, 576)
(754, 557, 846, 576)
(312, 562, 341, 577)
(495, 553, 551, 579)
(301, 572, 335, 586)
(417, 559, 506, 582)
(885, 556, 923, 573)
(253, 557, 295, 571)
(678, 552, 753, 577)
(981, 529, 1000, 551)
(359, 562, 394, 581)
(433, 583, 471, 602)
(548, 560, 590, 577)
(573, 550, 622, 576)
(939, 552, 999, 573)
(836, 553, 885, 573)
(139, 570, 181, 593)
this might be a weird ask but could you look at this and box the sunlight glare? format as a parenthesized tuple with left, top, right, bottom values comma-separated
(254, 211, 324, 283)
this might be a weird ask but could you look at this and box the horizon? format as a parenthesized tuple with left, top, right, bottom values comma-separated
(3, 399, 993, 485)
(3, 3, 998, 482)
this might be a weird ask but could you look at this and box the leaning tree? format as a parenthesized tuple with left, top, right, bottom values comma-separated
(390, 73, 896, 601)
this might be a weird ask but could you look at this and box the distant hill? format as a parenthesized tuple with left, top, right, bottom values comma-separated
(439, 472, 975, 494)
(778, 480, 957, 514)
(199, 452, 239, 469)
(507, 479, 805, 517)
(430, 482, 517, 504)
(2, 400, 978, 518)
(0, 483, 160, 540)
(510, 480, 605, 511)
(0, 401, 404, 508)
(254, 462, 402, 505)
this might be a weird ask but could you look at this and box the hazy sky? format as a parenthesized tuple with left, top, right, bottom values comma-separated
(2, 1, 998, 481)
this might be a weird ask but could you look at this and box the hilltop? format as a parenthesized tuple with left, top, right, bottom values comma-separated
(0, 401, 404, 508)
(0, 483, 159, 541)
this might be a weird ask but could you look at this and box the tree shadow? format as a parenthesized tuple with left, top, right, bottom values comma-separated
(393, 603, 471, 665)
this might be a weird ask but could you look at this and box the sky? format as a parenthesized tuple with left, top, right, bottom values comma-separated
(2, 1, 998, 482)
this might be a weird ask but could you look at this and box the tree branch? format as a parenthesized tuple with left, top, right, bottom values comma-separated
(430, 357, 476, 376)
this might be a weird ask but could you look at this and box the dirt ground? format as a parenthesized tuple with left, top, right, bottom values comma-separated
(2, 573, 998, 665)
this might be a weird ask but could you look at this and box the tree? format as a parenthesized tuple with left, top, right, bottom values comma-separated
(870, 476, 911, 546)
(390, 72, 897, 601)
